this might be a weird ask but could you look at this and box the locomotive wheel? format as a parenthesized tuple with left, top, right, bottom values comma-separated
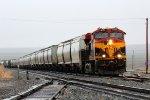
(84, 61, 95, 74)
(113, 74, 119, 77)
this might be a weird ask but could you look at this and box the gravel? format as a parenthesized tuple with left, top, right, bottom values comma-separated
(0, 68, 44, 99)
(4, 68, 150, 100)
(35, 70, 150, 90)
(28, 70, 150, 100)
(58, 85, 127, 100)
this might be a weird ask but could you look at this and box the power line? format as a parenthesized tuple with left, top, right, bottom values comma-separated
(0, 17, 148, 24)
(1, 17, 147, 21)
(0, 20, 146, 24)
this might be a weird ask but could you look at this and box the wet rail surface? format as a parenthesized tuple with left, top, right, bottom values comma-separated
(22, 81, 67, 100)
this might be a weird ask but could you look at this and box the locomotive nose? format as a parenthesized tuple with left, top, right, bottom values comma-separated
(106, 40, 115, 58)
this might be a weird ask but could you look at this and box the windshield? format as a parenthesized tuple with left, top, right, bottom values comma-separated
(110, 33, 123, 39)
(95, 33, 108, 38)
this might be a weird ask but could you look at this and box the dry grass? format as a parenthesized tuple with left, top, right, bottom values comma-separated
(131, 67, 150, 74)
(0, 64, 13, 80)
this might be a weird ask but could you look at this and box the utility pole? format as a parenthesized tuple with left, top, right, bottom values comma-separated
(17, 65, 20, 79)
(132, 50, 134, 70)
(146, 18, 148, 74)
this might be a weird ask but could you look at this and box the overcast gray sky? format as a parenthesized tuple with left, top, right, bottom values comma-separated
(0, 0, 150, 48)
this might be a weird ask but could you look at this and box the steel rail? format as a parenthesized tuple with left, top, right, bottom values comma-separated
(50, 84, 67, 100)
(69, 81, 150, 100)
(29, 71, 150, 99)
(9, 69, 150, 100)
(4, 80, 53, 100)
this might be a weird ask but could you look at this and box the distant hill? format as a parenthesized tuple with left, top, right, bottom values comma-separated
(0, 48, 42, 60)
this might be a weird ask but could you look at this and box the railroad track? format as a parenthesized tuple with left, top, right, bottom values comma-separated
(14, 68, 150, 82)
(69, 81, 150, 100)
(22, 80, 67, 100)
(39, 70, 150, 82)
(27, 70, 150, 100)
(122, 75, 150, 82)
(7, 69, 150, 100)
(4, 79, 67, 100)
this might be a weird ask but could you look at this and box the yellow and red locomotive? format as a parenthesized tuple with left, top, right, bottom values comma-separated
(83, 27, 126, 75)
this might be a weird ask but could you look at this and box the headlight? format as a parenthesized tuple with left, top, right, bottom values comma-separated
(102, 54, 106, 58)
(108, 39, 113, 45)
(117, 54, 122, 58)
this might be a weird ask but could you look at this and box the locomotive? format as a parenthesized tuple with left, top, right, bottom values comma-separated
(5, 27, 126, 75)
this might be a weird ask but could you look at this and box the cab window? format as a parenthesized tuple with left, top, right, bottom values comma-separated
(95, 33, 108, 39)
(110, 33, 123, 39)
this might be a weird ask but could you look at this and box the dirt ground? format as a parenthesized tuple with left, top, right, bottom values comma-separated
(0, 65, 43, 99)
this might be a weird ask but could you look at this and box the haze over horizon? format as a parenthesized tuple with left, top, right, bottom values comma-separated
(1, 44, 150, 70)
(0, 0, 150, 48)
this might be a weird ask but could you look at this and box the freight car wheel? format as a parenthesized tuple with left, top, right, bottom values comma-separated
(81, 62, 85, 74)
(82, 66, 85, 74)
(91, 62, 95, 74)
